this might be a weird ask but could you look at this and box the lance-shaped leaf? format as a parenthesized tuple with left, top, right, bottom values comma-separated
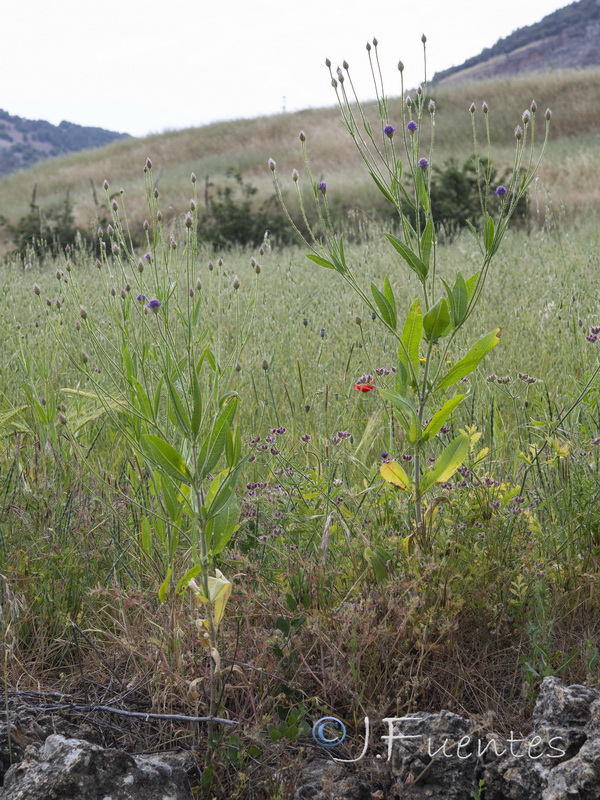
(420, 217, 434, 269)
(379, 388, 421, 444)
(422, 394, 467, 441)
(435, 328, 502, 391)
(385, 233, 428, 282)
(423, 298, 451, 342)
(420, 434, 470, 494)
(206, 499, 240, 555)
(141, 434, 191, 482)
(371, 283, 396, 330)
(380, 460, 413, 492)
(484, 213, 495, 253)
(369, 170, 397, 206)
(197, 396, 238, 478)
(442, 272, 468, 328)
(398, 299, 422, 380)
(306, 253, 335, 270)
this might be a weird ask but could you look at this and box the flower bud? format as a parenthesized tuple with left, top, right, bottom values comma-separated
(143, 219, 150, 231)
(469, 102, 476, 114)
(261, 358, 269, 371)
(530, 100, 537, 113)
(145, 157, 152, 170)
(218, 258, 223, 267)
(514, 125, 523, 140)
(372, 37, 378, 46)
(397, 60, 404, 72)
(482, 101, 489, 114)
(79, 306, 88, 320)
(232, 276, 241, 290)
(235, 362, 242, 372)
(191, 172, 197, 183)
(299, 130, 306, 142)
(196, 278, 202, 290)
(57, 413, 67, 425)
(103, 180, 109, 190)
(292, 168, 299, 182)
(156, 210, 162, 222)
(268, 158, 276, 171)
(522, 109, 531, 125)
(325, 57, 331, 67)
(33, 283, 41, 295)
(366, 42, 371, 52)
(137, 259, 144, 273)
(185, 212, 193, 228)
(421, 33, 427, 43)
(545, 108, 552, 121)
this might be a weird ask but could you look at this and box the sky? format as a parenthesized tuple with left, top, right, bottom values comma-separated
(2, 0, 570, 138)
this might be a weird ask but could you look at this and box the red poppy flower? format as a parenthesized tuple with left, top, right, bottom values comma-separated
(354, 381, 375, 392)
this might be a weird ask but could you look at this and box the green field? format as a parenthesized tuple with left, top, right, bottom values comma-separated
(1, 64, 599, 799)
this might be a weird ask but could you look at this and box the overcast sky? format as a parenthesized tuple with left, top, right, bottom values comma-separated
(2, 0, 569, 138)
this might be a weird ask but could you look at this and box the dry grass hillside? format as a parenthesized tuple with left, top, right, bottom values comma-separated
(0, 67, 598, 255)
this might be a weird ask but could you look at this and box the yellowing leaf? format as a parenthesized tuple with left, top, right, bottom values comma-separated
(380, 461, 413, 491)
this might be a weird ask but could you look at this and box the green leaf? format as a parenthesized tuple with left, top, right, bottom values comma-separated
(383, 276, 397, 325)
(423, 298, 451, 342)
(369, 170, 397, 205)
(436, 328, 502, 391)
(371, 283, 396, 330)
(380, 460, 413, 491)
(442, 273, 468, 328)
(207, 498, 240, 555)
(420, 217, 434, 268)
(197, 397, 238, 478)
(175, 564, 202, 594)
(165, 373, 191, 436)
(204, 464, 243, 521)
(422, 394, 467, 441)
(420, 434, 470, 494)
(399, 299, 422, 379)
(378, 388, 421, 444)
(140, 517, 153, 556)
(465, 272, 479, 302)
(141, 434, 191, 482)
(395, 360, 408, 397)
(385, 233, 428, 282)
(158, 567, 173, 603)
(306, 253, 335, 270)
(415, 167, 430, 212)
(190, 368, 202, 437)
(484, 213, 495, 253)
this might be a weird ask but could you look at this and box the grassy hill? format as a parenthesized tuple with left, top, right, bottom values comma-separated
(0, 67, 598, 257)
(434, 0, 600, 83)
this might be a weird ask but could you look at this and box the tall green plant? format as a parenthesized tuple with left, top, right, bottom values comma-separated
(271, 38, 550, 552)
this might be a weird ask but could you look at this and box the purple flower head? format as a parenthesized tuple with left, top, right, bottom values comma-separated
(406, 121, 418, 132)
(418, 157, 430, 169)
(136, 294, 146, 302)
(380, 452, 390, 460)
(144, 253, 152, 261)
(145, 298, 161, 313)
(384, 124, 397, 138)
(317, 181, 327, 194)
(495, 185, 507, 196)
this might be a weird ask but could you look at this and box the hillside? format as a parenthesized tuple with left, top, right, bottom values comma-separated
(0, 109, 129, 176)
(0, 67, 598, 257)
(433, 0, 600, 83)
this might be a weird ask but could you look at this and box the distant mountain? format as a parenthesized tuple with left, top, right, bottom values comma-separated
(433, 0, 600, 84)
(0, 110, 130, 176)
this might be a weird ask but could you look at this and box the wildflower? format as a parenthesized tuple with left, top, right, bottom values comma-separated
(301, 433, 311, 443)
(318, 181, 327, 194)
(33, 283, 41, 295)
(136, 294, 146, 302)
(384, 124, 397, 137)
(495, 185, 507, 196)
(354, 380, 375, 392)
(418, 157, 430, 169)
(145, 299, 161, 312)
(405, 121, 417, 132)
